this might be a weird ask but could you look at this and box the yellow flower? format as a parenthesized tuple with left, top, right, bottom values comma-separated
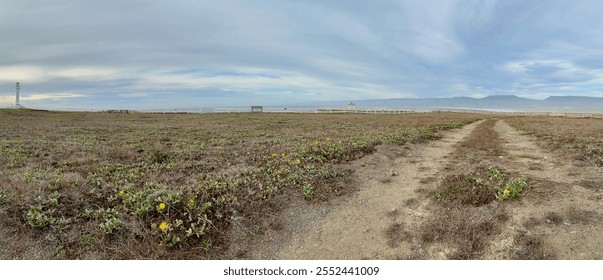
(118, 190, 125, 196)
(157, 202, 166, 211)
(281, 153, 286, 158)
(159, 221, 169, 232)
(503, 187, 510, 197)
(295, 159, 301, 164)
(272, 153, 277, 157)
(326, 137, 331, 141)
(314, 141, 319, 145)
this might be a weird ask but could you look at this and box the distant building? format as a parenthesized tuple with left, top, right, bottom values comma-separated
(347, 101, 356, 110)
(251, 106, 263, 113)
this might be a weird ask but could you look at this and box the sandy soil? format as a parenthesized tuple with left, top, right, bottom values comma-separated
(247, 119, 603, 259)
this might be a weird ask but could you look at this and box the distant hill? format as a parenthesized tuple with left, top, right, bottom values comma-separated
(143, 95, 603, 113)
(314, 95, 603, 112)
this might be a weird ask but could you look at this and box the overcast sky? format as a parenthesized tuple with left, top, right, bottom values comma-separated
(2, 0, 603, 109)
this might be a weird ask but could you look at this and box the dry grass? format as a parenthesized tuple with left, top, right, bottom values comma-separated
(0, 109, 480, 259)
(454, 119, 506, 161)
(384, 222, 410, 248)
(419, 204, 506, 259)
(528, 163, 544, 171)
(577, 180, 603, 192)
(506, 116, 603, 166)
(566, 206, 601, 225)
(435, 170, 498, 206)
(513, 233, 555, 260)
(544, 212, 564, 225)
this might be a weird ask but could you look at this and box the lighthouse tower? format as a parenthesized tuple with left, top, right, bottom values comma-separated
(16, 82, 21, 108)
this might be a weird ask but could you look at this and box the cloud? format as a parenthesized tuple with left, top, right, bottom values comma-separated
(2, 1, 603, 109)
(0, 65, 124, 83)
(0, 66, 48, 83)
(118, 92, 150, 98)
(501, 60, 578, 75)
(501, 59, 603, 85)
(24, 93, 85, 101)
(0, 92, 84, 105)
(0, 95, 15, 104)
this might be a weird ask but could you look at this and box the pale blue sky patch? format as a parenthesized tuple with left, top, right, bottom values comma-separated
(574, 84, 603, 91)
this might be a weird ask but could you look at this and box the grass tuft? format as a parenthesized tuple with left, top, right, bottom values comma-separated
(436, 167, 530, 206)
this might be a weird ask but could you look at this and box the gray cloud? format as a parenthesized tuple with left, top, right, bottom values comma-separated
(2, 0, 603, 109)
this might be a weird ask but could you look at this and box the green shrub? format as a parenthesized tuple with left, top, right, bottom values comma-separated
(27, 205, 56, 228)
(497, 177, 530, 201)
(100, 217, 124, 234)
(303, 184, 315, 200)
(437, 167, 530, 205)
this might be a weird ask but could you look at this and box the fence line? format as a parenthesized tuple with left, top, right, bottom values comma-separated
(134, 108, 603, 118)
(459, 110, 603, 119)
(11, 106, 603, 119)
(93, 110, 603, 119)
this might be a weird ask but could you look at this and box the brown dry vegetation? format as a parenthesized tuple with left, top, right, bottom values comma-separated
(0, 109, 479, 259)
(453, 119, 506, 162)
(506, 116, 603, 166)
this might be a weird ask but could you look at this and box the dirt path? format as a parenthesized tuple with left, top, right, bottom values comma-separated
(486, 120, 603, 259)
(247, 119, 602, 259)
(249, 120, 484, 259)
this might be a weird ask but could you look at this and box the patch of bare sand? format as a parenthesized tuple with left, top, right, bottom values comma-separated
(248, 121, 484, 259)
(484, 120, 603, 259)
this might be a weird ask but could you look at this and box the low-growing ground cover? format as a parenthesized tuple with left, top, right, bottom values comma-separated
(0, 109, 479, 259)
(506, 116, 603, 166)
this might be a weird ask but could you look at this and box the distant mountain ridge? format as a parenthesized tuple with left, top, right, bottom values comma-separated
(315, 95, 603, 113)
(141, 95, 603, 113)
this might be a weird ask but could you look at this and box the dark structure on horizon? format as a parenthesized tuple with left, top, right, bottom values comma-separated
(251, 106, 263, 113)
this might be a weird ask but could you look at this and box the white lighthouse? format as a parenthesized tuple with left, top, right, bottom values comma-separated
(16, 82, 21, 108)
